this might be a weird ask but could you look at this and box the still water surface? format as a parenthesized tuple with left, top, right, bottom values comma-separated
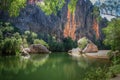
(0, 53, 109, 80)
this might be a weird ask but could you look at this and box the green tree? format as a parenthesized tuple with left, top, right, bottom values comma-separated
(24, 31, 37, 44)
(0, 0, 26, 16)
(0, 22, 22, 56)
(68, 0, 78, 14)
(37, 0, 65, 15)
(63, 37, 77, 51)
(103, 18, 120, 51)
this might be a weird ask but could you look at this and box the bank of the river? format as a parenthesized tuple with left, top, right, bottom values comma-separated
(85, 50, 110, 59)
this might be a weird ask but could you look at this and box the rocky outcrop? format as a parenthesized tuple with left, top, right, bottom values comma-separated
(83, 42, 98, 53)
(68, 38, 98, 56)
(21, 44, 50, 56)
(29, 44, 50, 53)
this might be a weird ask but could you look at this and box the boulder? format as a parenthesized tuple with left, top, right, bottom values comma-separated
(83, 42, 98, 53)
(68, 48, 82, 57)
(29, 44, 50, 53)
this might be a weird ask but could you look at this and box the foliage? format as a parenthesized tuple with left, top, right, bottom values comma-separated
(63, 37, 77, 51)
(68, 0, 78, 14)
(47, 36, 65, 52)
(0, 22, 22, 56)
(84, 67, 110, 80)
(109, 64, 120, 75)
(34, 39, 49, 48)
(0, 0, 26, 16)
(103, 18, 120, 51)
(24, 31, 37, 44)
(36, 0, 65, 15)
(1, 37, 22, 56)
(0, 0, 78, 16)
(92, 6, 102, 22)
(78, 37, 88, 50)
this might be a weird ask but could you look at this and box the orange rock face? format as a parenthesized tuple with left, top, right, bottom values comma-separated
(93, 19, 99, 39)
(63, 9, 77, 40)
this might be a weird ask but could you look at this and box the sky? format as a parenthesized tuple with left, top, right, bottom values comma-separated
(90, 0, 97, 4)
(90, 0, 106, 4)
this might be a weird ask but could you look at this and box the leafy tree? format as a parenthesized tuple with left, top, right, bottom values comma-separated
(1, 37, 22, 56)
(36, 0, 65, 15)
(63, 37, 77, 51)
(78, 37, 88, 50)
(68, 0, 78, 14)
(103, 18, 120, 51)
(24, 31, 37, 44)
(0, 22, 22, 56)
(0, 0, 26, 16)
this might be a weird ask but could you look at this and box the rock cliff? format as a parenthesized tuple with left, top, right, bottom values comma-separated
(0, 0, 108, 47)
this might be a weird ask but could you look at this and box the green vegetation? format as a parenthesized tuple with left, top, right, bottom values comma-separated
(37, 0, 78, 15)
(103, 18, 120, 51)
(92, 6, 102, 22)
(36, 0, 65, 15)
(84, 18, 120, 80)
(0, 22, 50, 56)
(0, 0, 78, 16)
(0, 22, 22, 56)
(0, 0, 26, 16)
(48, 36, 77, 52)
(34, 39, 49, 48)
(78, 37, 88, 50)
(68, 0, 78, 14)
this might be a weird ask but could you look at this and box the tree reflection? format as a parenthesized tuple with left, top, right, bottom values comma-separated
(0, 54, 49, 76)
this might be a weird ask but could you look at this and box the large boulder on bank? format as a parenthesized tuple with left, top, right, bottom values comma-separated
(29, 44, 50, 53)
(78, 37, 98, 53)
(83, 42, 98, 53)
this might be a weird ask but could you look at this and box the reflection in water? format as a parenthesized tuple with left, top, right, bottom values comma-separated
(0, 54, 49, 80)
(0, 53, 109, 80)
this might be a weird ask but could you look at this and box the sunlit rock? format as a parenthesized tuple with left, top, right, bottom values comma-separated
(83, 41, 98, 53)
(68, 48, 82, 57)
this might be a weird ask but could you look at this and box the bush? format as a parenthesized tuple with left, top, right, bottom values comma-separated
(63, 37, 77, 51)
(1, 37, 22, 56)
(84, 67, 109, 80)
(0, 22, 22, 56)
(34, 39, 49, 48)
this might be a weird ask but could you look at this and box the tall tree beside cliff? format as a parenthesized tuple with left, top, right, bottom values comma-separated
(103, 18, 120, 51)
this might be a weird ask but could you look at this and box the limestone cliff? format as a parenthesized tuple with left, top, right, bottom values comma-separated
(0, 0, 108, 46)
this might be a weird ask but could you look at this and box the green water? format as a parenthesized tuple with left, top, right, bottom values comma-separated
(0, 53, 109, 80)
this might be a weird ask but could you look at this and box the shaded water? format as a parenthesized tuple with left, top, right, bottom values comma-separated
(0, 53, 109, 80)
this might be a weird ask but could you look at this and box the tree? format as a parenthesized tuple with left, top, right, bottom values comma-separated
(103, 18, 120, 51)
(63, 37, 77, 51)
(0, 0, 26, 16)
(0, 22, 22, 56)
(24, 31, 37, 44)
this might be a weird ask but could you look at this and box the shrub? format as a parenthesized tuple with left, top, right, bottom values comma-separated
(34, 39, 49, 48)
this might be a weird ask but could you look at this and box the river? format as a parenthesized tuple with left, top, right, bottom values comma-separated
(0, 53, 109, 80)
